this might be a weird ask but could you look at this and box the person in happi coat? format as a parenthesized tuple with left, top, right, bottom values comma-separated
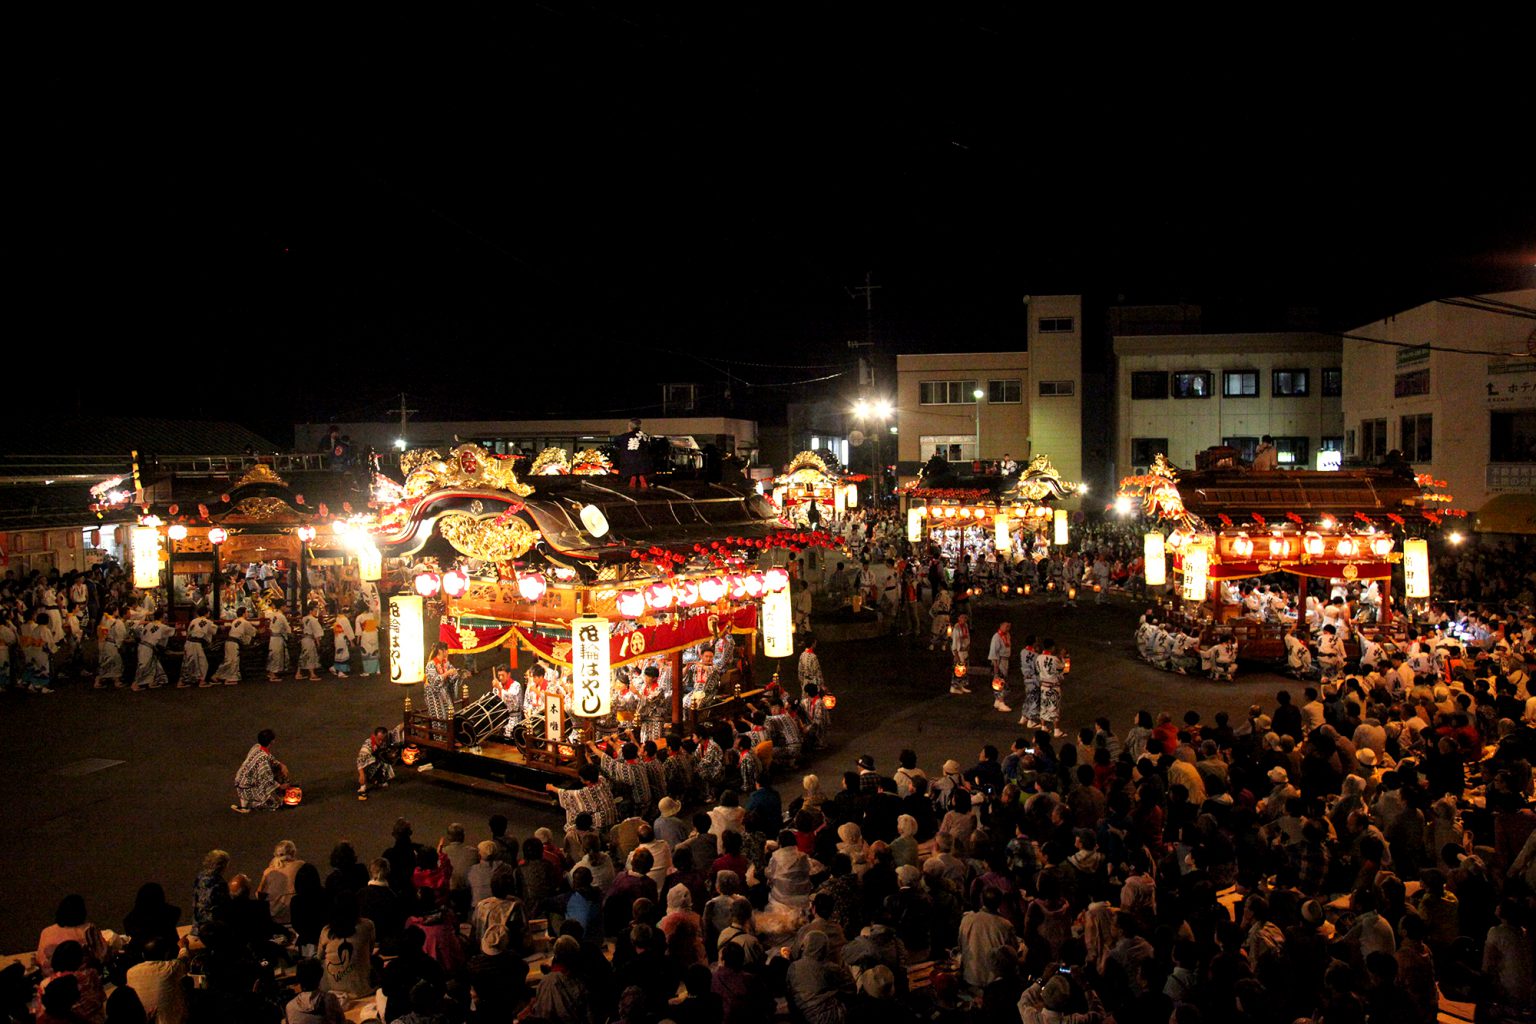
(355, 599, 380, 676)
(21, 611, 56, 693)
(296, 602, 325, 681)
(424, 644, 459, 721)
(356, 726, 396, 800)
(181, 611, 216, 688)
(233, 729, 287, 813)
(131, 610, 172, 691)
(93, 602, 127, 689)
(266, 598, 292, 682)
(215, 607, 256, 685)
(1036, 639, 1065, 738)
(492, 666, 522, 739)
(615, 418, 654, 490)
(330, 603, 355, 677)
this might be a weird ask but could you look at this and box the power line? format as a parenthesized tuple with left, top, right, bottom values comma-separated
(1335, 331, 1520, 357)
(1435, 297, 1536, 321)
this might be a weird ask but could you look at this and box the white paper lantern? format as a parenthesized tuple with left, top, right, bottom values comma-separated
(907, 508, 922, 543)
(1144, 533, 1166, 587)
(1404, 538, 1430, 598)
(845, 484, 858, 508)
(571, 616, 612, 718)
(580, 504, 609, 537)
(356, 542, 383, 582)
(1181, 545, 1208, 601)
(388, 595, 425, 685)
(1053, 508, 1068, 545)
(763, 589, 793, 658)
(131, 527, 161, 589)
(995, 514, 1012, 551)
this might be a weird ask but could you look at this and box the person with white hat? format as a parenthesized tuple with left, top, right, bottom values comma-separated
(654, 796, 688, 849)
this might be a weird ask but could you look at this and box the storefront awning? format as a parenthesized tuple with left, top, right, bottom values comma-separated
(1474, 493, 1536, 535)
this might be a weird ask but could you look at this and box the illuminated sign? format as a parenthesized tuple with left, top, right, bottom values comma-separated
(1181, 546, 1208, 601)
(1053, 508, 1068, 545)
(388, 595, 425, 684)
(1144, 532, 1166, 587)
(571, 615, 611, 717)
(762, 589, 793, 658)
(1403, 538, 1430, 598)
(131, 527, 161, 590)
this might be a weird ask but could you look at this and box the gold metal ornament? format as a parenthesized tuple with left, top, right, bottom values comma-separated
(436, 512, 538, 561)
(402, 444, 535, 499)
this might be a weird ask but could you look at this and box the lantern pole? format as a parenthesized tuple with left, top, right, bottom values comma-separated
(298, 533, 310, 612)
(165, 528, 176, 620)
(211, 540, 222, 620)
(1380, 573, 1393, 627)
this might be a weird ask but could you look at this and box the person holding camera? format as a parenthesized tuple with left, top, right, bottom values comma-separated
(356, 725, 397, 800)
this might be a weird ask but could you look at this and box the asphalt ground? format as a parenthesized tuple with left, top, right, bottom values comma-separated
(0, 594, 1311, 952)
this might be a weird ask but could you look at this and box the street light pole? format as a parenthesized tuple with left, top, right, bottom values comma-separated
(973, 387, 984, 462)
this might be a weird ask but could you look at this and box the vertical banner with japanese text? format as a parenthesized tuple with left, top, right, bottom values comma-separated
(571, 615, 611, 717)
(762, 590, 793, 658)
(389, 595, 425, 684)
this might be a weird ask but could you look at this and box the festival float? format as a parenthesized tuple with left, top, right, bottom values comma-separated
(771, 451, 860, 527)
(1118, 452, 1460, 659)
(366, 444, 827, 801)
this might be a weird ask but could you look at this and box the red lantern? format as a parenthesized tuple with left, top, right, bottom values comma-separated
(517, 572, 547, 602)
(954, 664, 967, 678)
(617, 590, 646, 617)
(400, 745, 421, 766)
(283, 785, 304, 806)
(992, 677, 1005, 691)
(823, 694, 838, 710)
(644, 581, 675, 610)
(678, 579, 701, 606)
(441, 569, 469, 598)
(415, 573, 441, 598)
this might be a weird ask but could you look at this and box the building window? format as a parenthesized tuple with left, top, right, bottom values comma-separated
(1222, 371, 1259, 398)
(1038, 380, 1074, 397)
(1222, 436, 1259, 462)
(1322, 368, 1343, 397)
(920, 434, 977, 462)
(1318, 437, 1344, 471)
(1272, 369, 1310, 397)
(1400, 414, 1432, 462)
(1038, 316, 1074, 333)
(1274, 436, 1310, 467)
(1491, 410, 1536, 463)
(987, 379, 1022, 404)
(919, 380, 980, 405)
(1131, 437, 1168, 470)
(1130, 372, 1167, 400)
(1394, 369, 1430, 397)
(1361, 419, 1388, 460)
(1171, 371, 1213, 399)
(662, 383, 697, 413)
(1346, 428, 1357, 456)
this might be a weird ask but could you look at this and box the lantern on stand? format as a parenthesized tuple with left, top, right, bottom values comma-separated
(1404, 538, 1430, 598)
(1053, 508, 1068, 545)
(283, 785, 304, 806)
(1144, 533, 1166, 587)
(907, 507, 923, 543)
(995, 513, 1012, 551)
(1181, 545, 1209, 602)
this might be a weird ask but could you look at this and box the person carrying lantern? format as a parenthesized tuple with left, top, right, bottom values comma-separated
(233, 728, 287, 813)
(1018, 634, 1041, 729)
(356, 725, 397, 800)
(928, 588, 952, 652)
(949, 613, 972, 695)
(988, 621, 1013, 714)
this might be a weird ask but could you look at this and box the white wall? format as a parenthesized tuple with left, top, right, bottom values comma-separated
(1027, 295, 1085, 489)
(896, 352, 1031, 463)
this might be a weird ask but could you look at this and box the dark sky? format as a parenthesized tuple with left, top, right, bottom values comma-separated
(15, 6, 1534, 441)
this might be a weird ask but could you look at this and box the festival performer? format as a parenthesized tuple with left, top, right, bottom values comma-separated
(713, 621, 737, 675)
(423, 644, 459, 722)
(1035, 639, 1065, 737)
(180, 611, 216, 688)
(797, 635, 824, 694)
(949, 613, 972, 695)
(21, 612, 55, 694)
(544, 764, 619, 830)
(1018, 634, 1040, 728)
(329, 606, 355, 678)
(131, 611, 172, 691)
(296, 603, 324, 681)
(1209, 636, 1237, 681)
(765, 697, 803, 767)
(637, 665, 668, 744)
(232, 729, 287, 813)
(214, 608, 257, 685)
(689, 647, 721, 706)
(928, 588, 952, 652)
(615, 418, 653, 490)
(988, 621, 1012, 714)
(801, 682, 832, 748)
(492, 666, 523, 739)
(1317, 624, 1345, 680)
(523, 665, 549, 731)
(356, 726, 396, 800)
(355, 601, 380, 676)
(93, 603, 127, 689)
(1285, 627, 1316, 678)
(265, 599, 292, 682)
(0, 614, 16, 692)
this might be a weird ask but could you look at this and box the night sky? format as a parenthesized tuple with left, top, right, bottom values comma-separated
(15, 7, 1534, 442)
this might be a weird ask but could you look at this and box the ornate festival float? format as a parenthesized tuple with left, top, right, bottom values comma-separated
(1117, 451, 1462, 660)
(366, 445, 821, 801)
(770, 451, 861, 528)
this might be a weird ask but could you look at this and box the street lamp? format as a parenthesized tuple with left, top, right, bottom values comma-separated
(973, 387, 984, 463)
(851, 398, 894, 509)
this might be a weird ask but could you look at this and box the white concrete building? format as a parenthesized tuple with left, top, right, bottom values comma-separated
(1340, 288, 1536, 511)
(1112, 332, 1344, 473)
(894, 295, 1085, 489)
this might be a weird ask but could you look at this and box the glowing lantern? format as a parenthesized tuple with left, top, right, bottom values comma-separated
(332, 520, 351, 537)
(414, 573, 441, 598)
(579, 504, 609, 537)
(1231, 534, 1254, 559)
(992, 677, 1005, 691)
(1303, 532, 1325, 557)
(763, 589, 793, 658)
(995, 514, 1012, 551)
(765, 567, 790, 592)
(297, 525, 317, 543)
(441, 570, 469, 598)
(744, 573, 765, 598)
(954, 663, 967, 678)
(167, 523, 188, 541)
(1181, 545, 1209, 601)
(1054, 508, 1068, 545)
(728, 574, 750, 599)
(846, 485, 858, 508)
(1023, 583, 1032, 596)
(644, 581, 675, 610)
(1336, 536, 1358, 558)
(958, 507, 971, 519)
(389, 595, 425, 684)
(400, 745, 421, 766)
(942, 506, 956, 519)
(517, 572, 547, 602)
(1370, 535, 1393, 558)
(570, 615, 611, 717)
(1269, 535, 1291, 559)
(1000, 584, 1010, 594)
(283, 786, 304, 806)
(1404, 538, 1430, 598)
(1144, 533, 1166, 587)
(822, 694, 837, 709)
(907, 508, 922, 542)
(1167, 530, 1187, 552)
(678, 579, 701, 606)
(208, 526, 228, 545)
(131, 527, 160, 589)
(616, 590, 646, 617)
(1067, 586, 1078, 600)
(356, 542, 383, 582)
(834, 487, 846, 515)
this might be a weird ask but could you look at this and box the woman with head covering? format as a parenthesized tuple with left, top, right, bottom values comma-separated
(658, 884, 705, 970)
(837, 822, 870, 877)
(766, 829, 816, 912)
(799, 774, 828, 814)
(257, 839, 305, 925)
(786, 930, 846, 1024)
(890, 815, 920, 868)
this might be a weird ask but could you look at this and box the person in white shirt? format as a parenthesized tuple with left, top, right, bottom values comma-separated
(132, 611, 172, 691)
(266, 599, 292, 682)
(94, 604, 128, 689)
(1317, 625, 1345, 679)
(355, 603, 380, 676)
(1357, 634, 1384, 673)
(1286, 628, 1315, 678)
(928, 588, 952, 652)
(1018, 636, 1040, 728)
(22, 612, 57, 693)
(330, 607, 355, 677)
(1209, 638, 1237, 681)
(1035, 640, 1065, 737)
(215, 608, 256, 685)
(296, 603, 324, 681)
(988, 622, 1012, 713)
(181, 613, 216, 688)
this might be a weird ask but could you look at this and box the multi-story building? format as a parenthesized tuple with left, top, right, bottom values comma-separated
(1340, 288, 1536, 511)
(894, 295, 1085, 493)
(1112, 332, 1344, 473)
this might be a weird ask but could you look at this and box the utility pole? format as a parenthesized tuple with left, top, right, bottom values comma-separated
(847, 271, 882, 506)
(394, 393, 418, 451)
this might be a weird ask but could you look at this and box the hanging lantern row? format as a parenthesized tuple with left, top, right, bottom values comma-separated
(1223, 531, 1394, 561)
(914, 503, 1052, 521)
(614, 568, 789, 619)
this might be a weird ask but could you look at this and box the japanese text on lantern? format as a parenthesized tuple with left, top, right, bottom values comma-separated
(1403, 538, 1430, 599)
(571, 615, 611, 717)
(763, 589, 793, 658)
(389, 595, 425, 684)
(131, 526, 161, 590)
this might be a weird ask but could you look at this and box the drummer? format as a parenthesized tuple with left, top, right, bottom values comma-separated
(492, 666, 523, 740)
(523, 664, 550, 725)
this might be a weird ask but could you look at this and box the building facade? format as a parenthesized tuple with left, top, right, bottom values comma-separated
(1112, 332, 1344, 473)
(1340, 288, 1536, 511)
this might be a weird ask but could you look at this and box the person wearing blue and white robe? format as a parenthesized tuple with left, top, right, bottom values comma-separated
(330, 611, 355, 677)
(215, 609, 256, 685)
(94, 606, 127, 689)
(265, 601, 292, 681)
(132, 613, 173, 691)
(181, 613, 216, 688)
(424, 646, 458, 721)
